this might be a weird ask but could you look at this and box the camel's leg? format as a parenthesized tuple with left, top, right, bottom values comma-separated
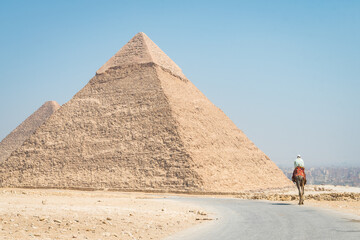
(301, 179, 305, 205)
(296, 178, 301, 205)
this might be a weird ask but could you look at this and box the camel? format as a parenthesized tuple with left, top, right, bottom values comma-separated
(295, 175, 305, 205)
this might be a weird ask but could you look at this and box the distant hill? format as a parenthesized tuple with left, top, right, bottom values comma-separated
(280, 167, 360, 187)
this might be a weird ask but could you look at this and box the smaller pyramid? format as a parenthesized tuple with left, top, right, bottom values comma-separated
(0, 101, 60, 162)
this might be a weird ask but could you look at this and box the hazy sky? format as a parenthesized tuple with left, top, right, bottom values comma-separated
(0, 0, 359, 167)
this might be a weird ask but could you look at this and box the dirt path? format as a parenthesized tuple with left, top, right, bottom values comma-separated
(166, 196, 360, 240)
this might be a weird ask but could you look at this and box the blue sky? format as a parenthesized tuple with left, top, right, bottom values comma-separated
(0, 0, 359, 167)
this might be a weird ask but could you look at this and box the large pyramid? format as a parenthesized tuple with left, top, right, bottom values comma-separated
(0, 101, 60, 163)
(0, 33, 291, 192)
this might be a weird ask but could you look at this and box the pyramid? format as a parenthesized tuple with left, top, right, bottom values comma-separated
(0, 33, 291, 192)
(0, 101, 60, 163)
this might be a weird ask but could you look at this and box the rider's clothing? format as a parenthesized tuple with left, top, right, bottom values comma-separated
(293, 158, 306, 184)
(294, 158, 304, 168)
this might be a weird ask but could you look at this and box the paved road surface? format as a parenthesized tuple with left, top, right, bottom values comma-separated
(165, 197, 360, 240)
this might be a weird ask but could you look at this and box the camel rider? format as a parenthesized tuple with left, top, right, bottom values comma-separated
(292, 155, 306, 184)
(294, 155, 304, 168)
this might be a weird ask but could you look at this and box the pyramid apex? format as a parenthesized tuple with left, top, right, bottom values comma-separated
(134, 32, 147, 37)
(44, 100, 59, 105)
(43, 101, 61, 110)
(96, 33, 187, 79)
(133, 32, 151, 42)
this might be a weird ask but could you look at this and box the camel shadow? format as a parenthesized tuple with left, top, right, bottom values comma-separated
(271, 203, 292, 206)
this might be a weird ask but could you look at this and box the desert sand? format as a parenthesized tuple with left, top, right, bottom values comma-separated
(0, 188, 209, 240)
(236, 185, 360, 217)
(301, 185, 360, 217)
(0, 185, 359, 239)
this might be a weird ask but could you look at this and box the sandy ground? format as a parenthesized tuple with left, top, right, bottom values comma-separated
(0, 189, 208, 240)
(236, 185, 360, 217)
(303, 185, 360, 217)
(306, 200, 360, 217)
(1, 185, 358, 240)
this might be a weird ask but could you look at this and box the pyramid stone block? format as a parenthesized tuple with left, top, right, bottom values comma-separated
(0, 101, 60, 163)
(0, 33, 291, 192)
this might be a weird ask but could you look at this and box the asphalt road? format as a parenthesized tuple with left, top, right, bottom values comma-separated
(165, 197, 360, 240)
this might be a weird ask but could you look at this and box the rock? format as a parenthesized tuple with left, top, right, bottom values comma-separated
(196, 211, 207, 216)
(196, 217, 213, 221)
